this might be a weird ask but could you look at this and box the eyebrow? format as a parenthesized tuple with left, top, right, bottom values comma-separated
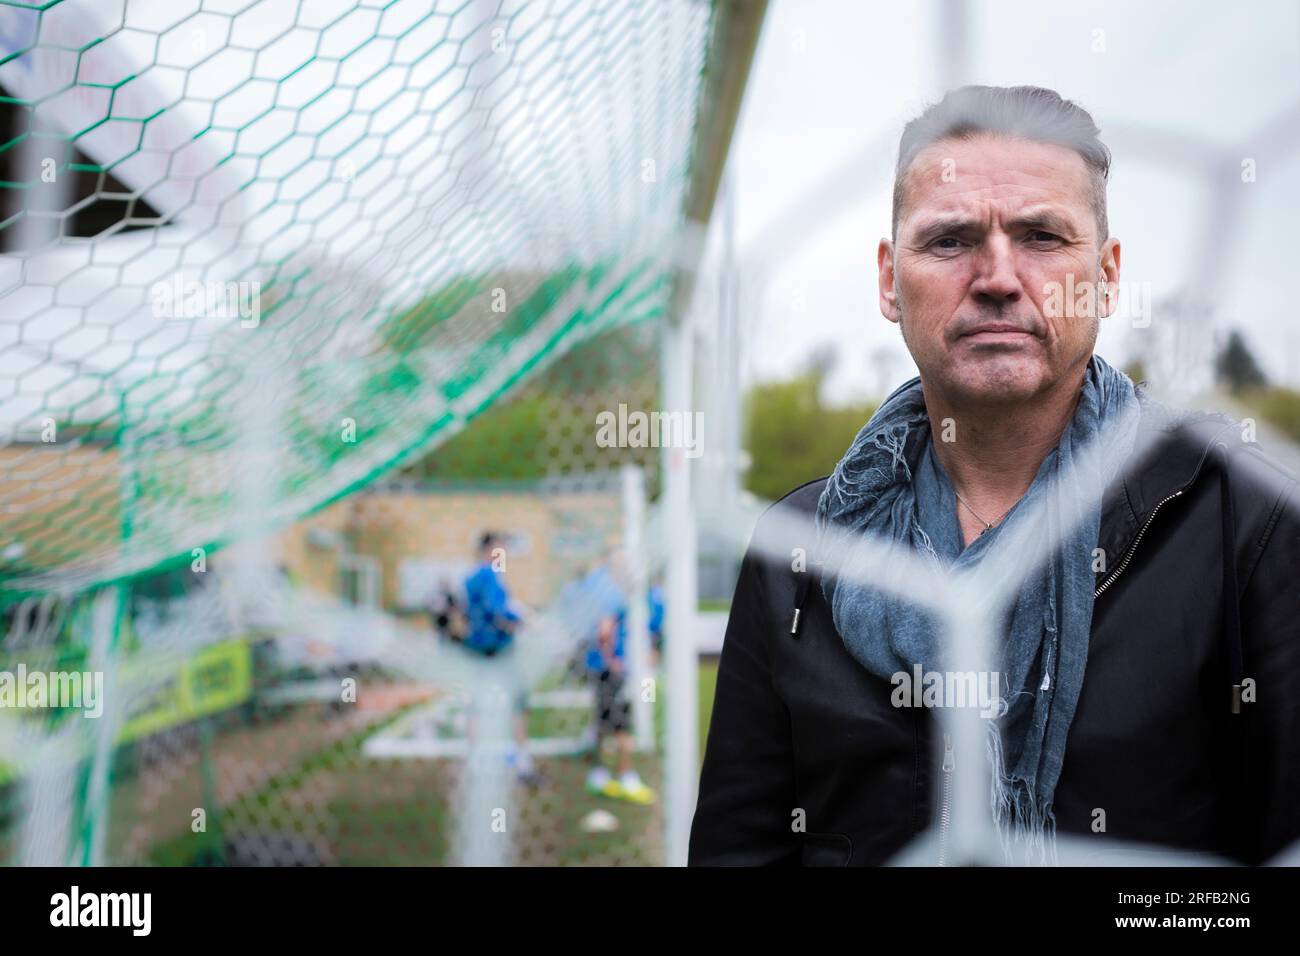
(910, 218, 979, 245)
(1010, 210, 1079, 236)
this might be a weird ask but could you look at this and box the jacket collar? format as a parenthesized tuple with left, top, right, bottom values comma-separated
(1096, 386, 1240, 571)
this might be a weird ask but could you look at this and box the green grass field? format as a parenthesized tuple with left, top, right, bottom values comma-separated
(26, 636, 728, 867)
(698, 656, 719, 769)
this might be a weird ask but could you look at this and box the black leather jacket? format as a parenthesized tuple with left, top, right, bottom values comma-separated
(688, 392, 1300, 866)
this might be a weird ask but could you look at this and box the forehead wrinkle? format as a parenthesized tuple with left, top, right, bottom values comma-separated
(912, 135, 1091, 183)
(916, 174, 1082, 209)
(898, 136, 1094, 231)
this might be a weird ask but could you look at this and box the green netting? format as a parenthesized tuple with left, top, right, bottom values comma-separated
(0, 0, 714, 600)
(0, 0, 730, 870)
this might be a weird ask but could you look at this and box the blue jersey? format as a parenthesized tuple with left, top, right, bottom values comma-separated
(647, 584, 664, 637)
(578, 571, 665, 672)
(463, 562, 520, 653)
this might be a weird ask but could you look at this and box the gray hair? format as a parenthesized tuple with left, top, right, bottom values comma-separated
(892, 85, 1111, 242)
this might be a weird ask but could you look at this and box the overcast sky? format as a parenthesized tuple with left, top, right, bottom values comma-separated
(717, 0, 1300, 405)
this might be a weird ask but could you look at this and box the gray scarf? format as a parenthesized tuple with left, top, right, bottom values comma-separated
(814, 354, 1140, 862)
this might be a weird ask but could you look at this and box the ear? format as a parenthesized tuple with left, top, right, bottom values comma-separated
(878, 238, 900, 323)
(1098, 237, 1121, 319)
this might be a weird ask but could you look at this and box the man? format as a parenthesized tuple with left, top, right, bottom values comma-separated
(689, 86, 1300, 866)
(463, 531, 541, 786)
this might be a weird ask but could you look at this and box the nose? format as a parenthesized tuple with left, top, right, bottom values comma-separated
(968, 234, 1023, 307)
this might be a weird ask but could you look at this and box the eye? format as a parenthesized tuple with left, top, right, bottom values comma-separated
(929, 236, 965, 251)
(1025, 230, 1062, 244)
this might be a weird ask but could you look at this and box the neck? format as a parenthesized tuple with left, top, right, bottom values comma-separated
(924, 371, 1085, 514)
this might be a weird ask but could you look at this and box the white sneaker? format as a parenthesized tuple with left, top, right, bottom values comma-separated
(618, 770, 656, 805)
(585, 766, 613, 795)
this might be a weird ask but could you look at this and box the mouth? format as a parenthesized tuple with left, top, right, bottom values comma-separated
(958, 324, 1038, 344)
(963, 329, 1035, 339)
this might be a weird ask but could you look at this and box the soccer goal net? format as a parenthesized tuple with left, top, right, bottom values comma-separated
(0, 0, 724, 866)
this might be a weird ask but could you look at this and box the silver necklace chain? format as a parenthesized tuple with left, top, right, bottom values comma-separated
(953, 489, 1009, 535)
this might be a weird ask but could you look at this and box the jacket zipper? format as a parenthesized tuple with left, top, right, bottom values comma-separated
(928, 486, 1183, 866)
(937, 732, 954, 866)
(1093, 489, 1184, 598)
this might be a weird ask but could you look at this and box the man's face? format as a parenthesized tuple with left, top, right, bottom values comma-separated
(879, 134, 1120, 406)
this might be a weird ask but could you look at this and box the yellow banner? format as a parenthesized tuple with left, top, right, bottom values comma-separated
(117, 638, 252, 743)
